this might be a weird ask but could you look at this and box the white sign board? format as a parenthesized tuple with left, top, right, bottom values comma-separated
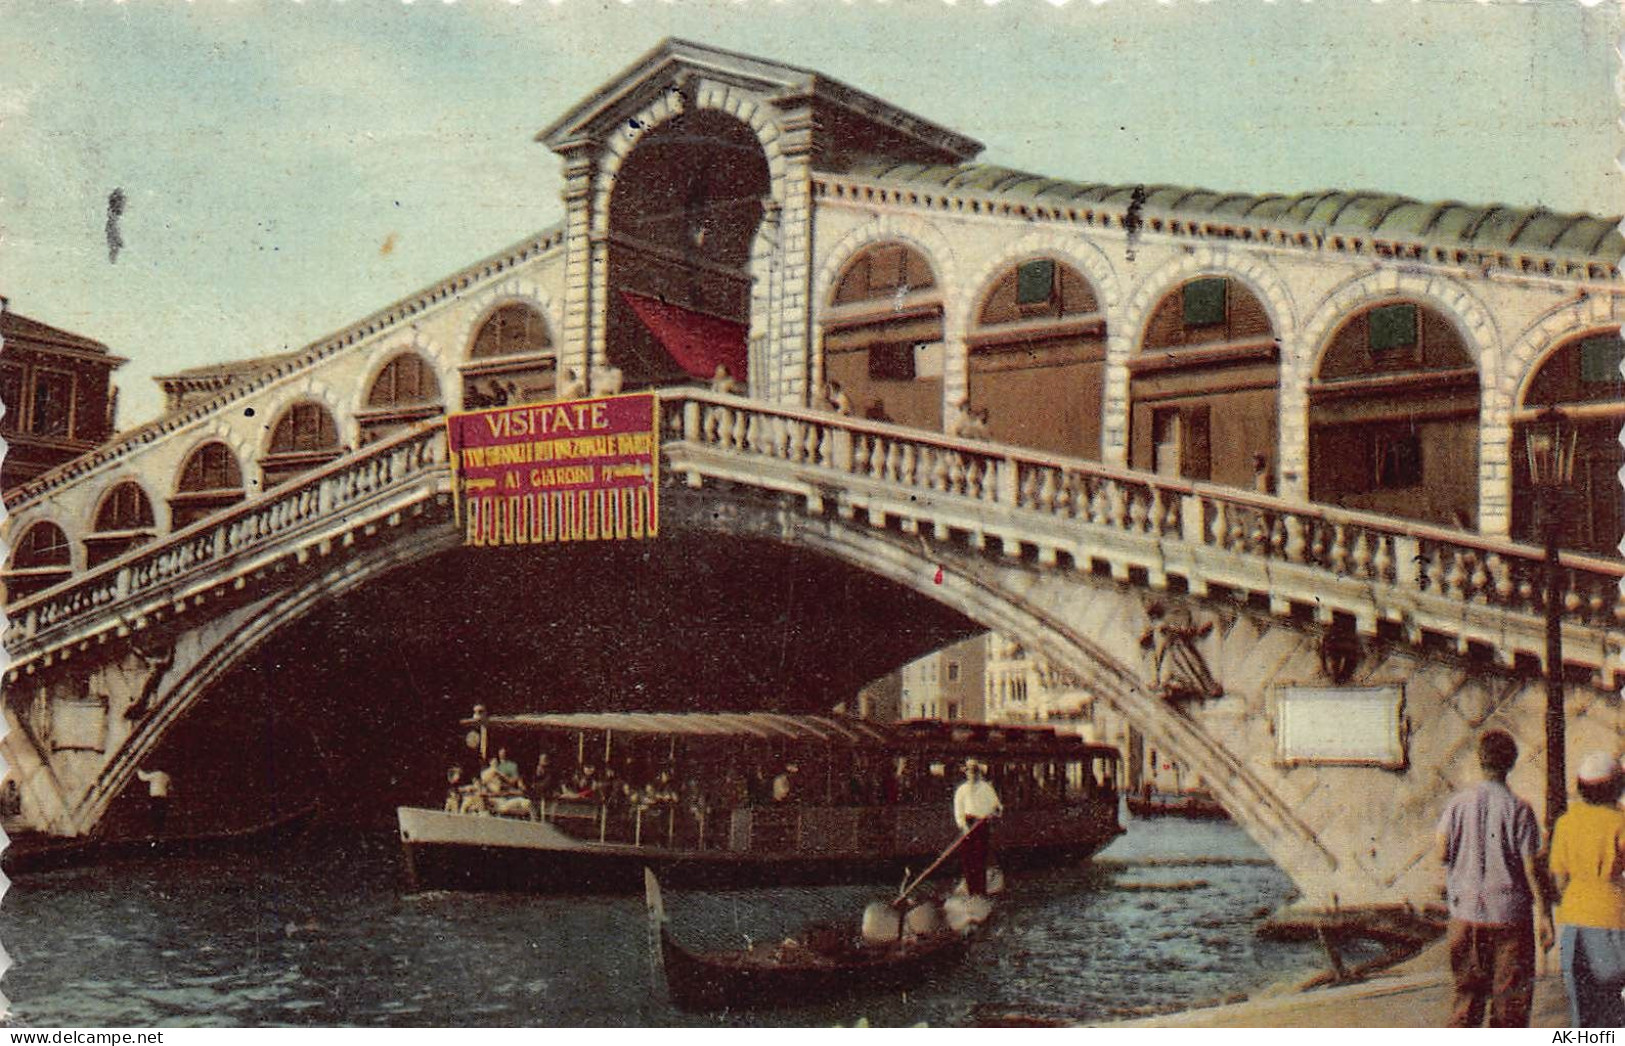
(1276, 685, 1406, 768)
(51, 697, 108, 753)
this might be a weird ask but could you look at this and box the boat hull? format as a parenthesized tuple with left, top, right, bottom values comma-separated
(658, 925, 970, 1012)
(398, 806, 1120, 893)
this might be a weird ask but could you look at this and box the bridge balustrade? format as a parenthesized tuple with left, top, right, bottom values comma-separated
(5, 423, 449, 666)
(659, 390, 1623, 678)
(6, 388, 1620, 682)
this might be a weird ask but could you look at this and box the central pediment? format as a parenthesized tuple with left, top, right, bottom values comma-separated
(537, 38, 982, 167)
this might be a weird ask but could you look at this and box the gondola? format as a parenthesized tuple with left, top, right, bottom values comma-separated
(644, 868, 990, 1012)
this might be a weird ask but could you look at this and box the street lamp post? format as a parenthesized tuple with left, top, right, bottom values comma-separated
(1524, 406, 1577, 833)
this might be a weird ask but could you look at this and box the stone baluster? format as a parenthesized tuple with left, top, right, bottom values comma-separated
(1087, 481, 1108, 525)
(1038, 469, 1059, 514)
(869, 438, 887, 478)
(1018, 467, 1040, 509)
(1108, 481, 1127, 530)
(899, 444, 917, 487)
(1058, 474, 1080, 517)
(728, 409, 747, 451)
(965, 459, 983, 500)
(1284, 515, 1308, 563)
(830, 427, 851, 472)
(1328, 524, 1350, 575)
(1128, 493, 1148, 533)
(1208, 500, 1229, 548)
(1248, 508, 1270, 551)
(1486, 554, 1512, 602)
(1306, 522, 1328, 565)
(1372, 535, 1394, 582)
(1444, 549, 1470, 600)
(1351, 531, 1373, 578)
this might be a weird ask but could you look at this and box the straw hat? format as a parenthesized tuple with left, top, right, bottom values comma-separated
(1577, 751, 1621, 784)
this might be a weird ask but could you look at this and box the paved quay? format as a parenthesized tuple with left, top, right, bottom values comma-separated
(1103, 942, 1571, 1028)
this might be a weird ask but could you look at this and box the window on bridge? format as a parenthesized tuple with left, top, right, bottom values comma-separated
(4, 520, 72, 602)
(823, 242, 944, 431)
(1511, 326, 1624, 557)
(1307, 299, 1479, 528)
(359, 352, 443, 445)
(261, 401, 343, 490)
(170, 441, 246, 530)
(1128, 275, 1278, 488)
(462, 303, 555, 410)
(85, 482, 157, 568)
(966, 257, 1105, 460)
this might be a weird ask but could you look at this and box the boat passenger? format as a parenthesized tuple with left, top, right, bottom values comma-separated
(533, 754, 557, 802)
(494, 748, 523, 792)
(479, 754, 534, 818)
(772, 763, 799, 803)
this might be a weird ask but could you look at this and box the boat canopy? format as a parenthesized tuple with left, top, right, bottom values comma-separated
(472, 712, 894, 746)
(464, 711, 1118, 761)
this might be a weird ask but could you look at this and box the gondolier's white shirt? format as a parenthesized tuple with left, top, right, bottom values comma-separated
(954, 779, 1002, 830)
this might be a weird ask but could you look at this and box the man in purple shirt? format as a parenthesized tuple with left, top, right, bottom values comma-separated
(1436, 729, 1554, 1027)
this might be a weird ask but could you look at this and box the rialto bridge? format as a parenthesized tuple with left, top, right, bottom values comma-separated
(3, 40, 1622, 908)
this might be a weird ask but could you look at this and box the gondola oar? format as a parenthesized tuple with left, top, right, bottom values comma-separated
(894, 821, 983, 907)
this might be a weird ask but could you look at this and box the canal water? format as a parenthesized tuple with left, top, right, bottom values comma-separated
(0, 815, 1323, 1027)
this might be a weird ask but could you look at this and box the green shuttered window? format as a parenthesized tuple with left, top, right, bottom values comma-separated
(1016, 259, 1056, 306)
(1182, 278, 1227, 327)
(1368, 304, 1418, 354)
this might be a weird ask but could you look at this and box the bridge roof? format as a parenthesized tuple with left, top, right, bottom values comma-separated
(538, 38, 982, 165)
(832, 158, 1625, 267)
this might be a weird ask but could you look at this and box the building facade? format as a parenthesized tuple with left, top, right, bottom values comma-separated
(0, 303, 124, 494)
(897, 634, 987, 722)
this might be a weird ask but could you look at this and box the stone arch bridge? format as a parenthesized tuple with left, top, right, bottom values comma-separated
(4, 392, 1621, 908)
(5, 39, 1623, 908)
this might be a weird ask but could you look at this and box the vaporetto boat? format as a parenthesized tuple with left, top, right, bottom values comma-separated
(397, 710, 1123, 892)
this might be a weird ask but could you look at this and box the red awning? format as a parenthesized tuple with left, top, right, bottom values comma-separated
(619, 290, 748, 383)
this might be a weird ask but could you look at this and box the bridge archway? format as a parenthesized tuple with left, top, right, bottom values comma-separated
(602, 109, 770, 391)
(1126, 273, 1280, 490)
(963, 256, 1107, 460)
(1307, 299, 1481, 528)
(1510, 326, 1625, 555)
(63, 475, 1372, 904)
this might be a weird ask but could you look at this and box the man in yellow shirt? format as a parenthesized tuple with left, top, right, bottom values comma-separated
(1549, 751, 1625, 1027)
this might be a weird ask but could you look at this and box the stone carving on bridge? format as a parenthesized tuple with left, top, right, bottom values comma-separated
(1317, 621, 1363, 686)
(123, 640, 177, 721)
(1139, 601, 1223, 703)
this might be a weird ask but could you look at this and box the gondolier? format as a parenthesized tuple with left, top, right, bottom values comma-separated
(953, 760, 1002, 896)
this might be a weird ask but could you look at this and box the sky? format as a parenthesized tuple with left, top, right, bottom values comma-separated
(1, 0, 1619, 427)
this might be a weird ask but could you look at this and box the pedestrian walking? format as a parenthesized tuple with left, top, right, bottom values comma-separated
(1436, 729, 1553, 1027)
(1549, 751, 1625, 1027)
